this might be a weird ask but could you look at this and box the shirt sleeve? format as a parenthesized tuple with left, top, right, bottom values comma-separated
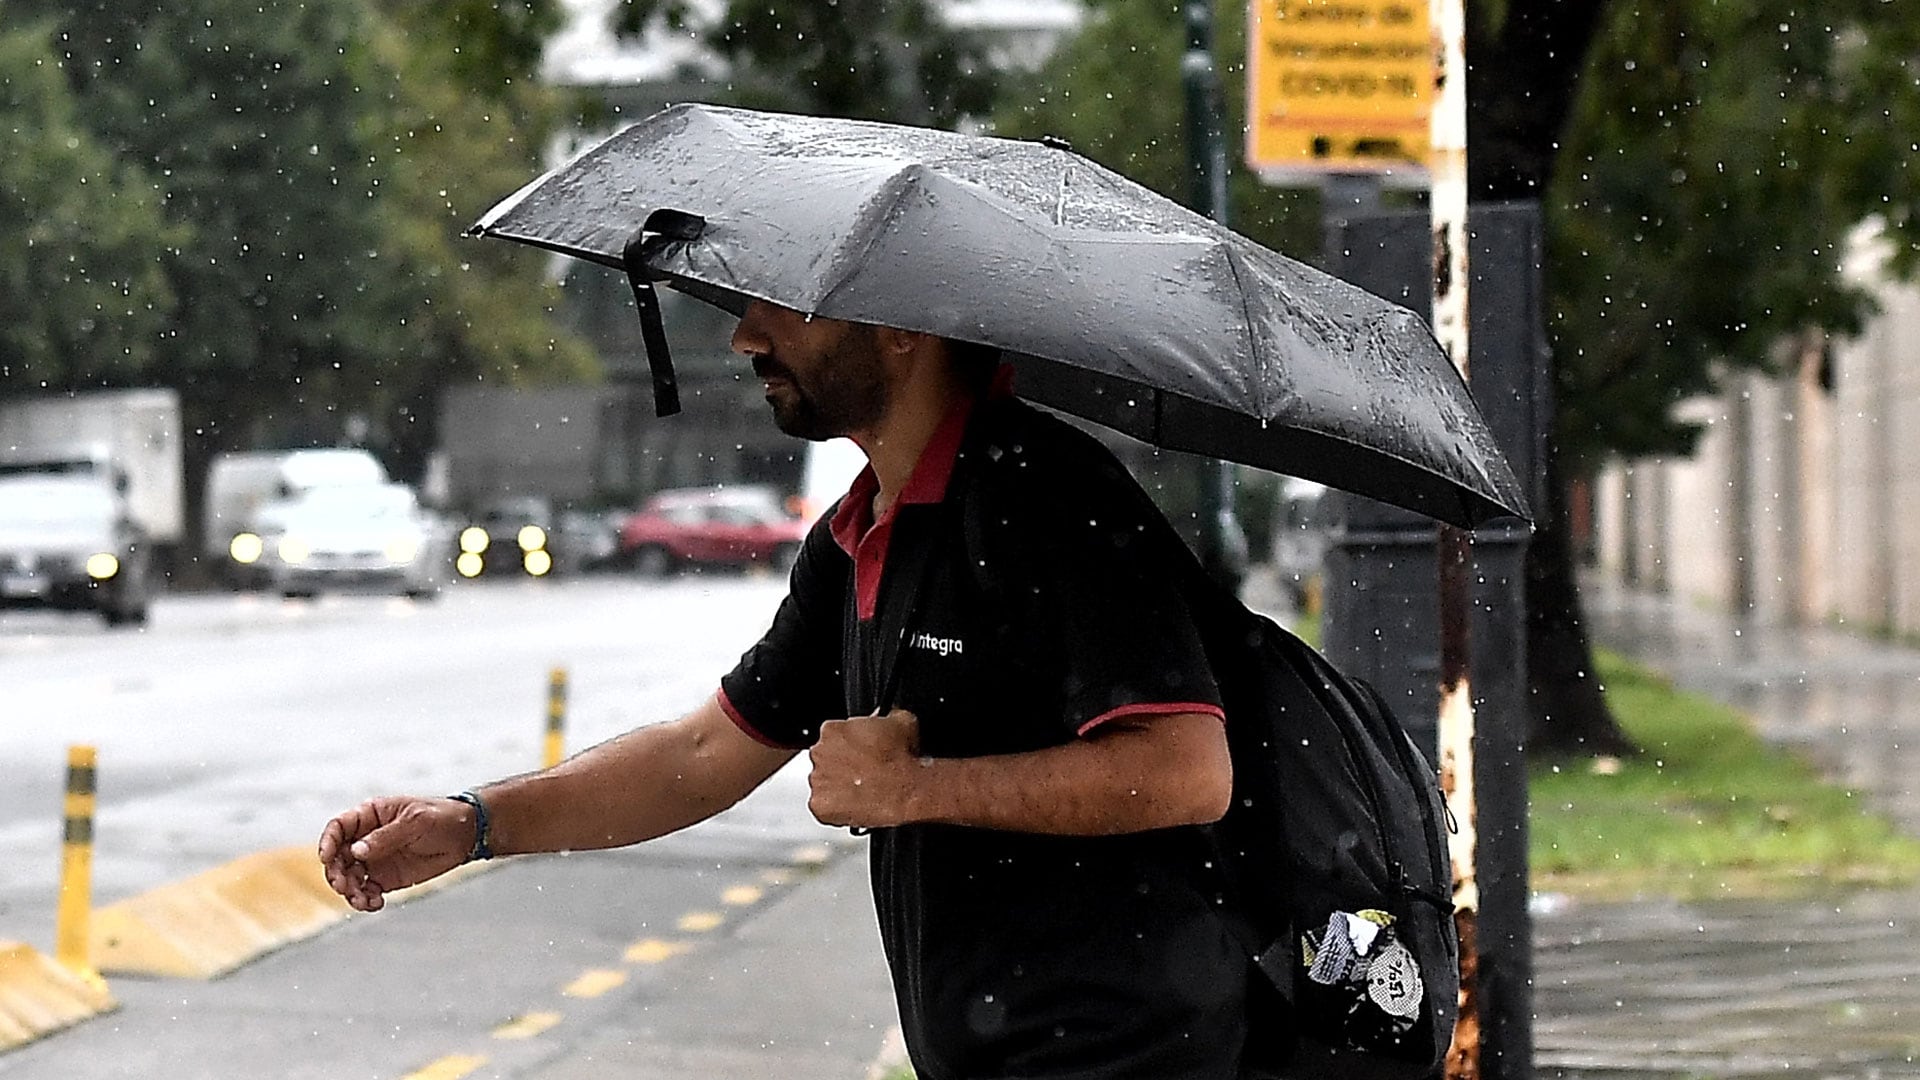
(718, 521, 847, 749)
(1003, 461, 1225, 740)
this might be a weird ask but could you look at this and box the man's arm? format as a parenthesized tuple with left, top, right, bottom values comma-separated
(319, 694, 796, 910)
(806, 709, 1231, 836)
(483, 694, 797, 853)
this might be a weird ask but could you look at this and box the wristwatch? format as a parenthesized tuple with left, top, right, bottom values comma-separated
(445, 789, 495, 862)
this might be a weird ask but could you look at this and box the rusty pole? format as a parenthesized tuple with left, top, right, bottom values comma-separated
(1429, 0, 1480, 1076)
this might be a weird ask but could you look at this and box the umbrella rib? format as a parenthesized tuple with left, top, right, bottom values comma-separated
(1218, 243, 1269, 421)
(814, 164, 922, 313)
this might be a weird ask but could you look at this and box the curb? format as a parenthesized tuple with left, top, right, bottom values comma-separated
(0, 942, 116, 1051)
(92, 845, 491, 979)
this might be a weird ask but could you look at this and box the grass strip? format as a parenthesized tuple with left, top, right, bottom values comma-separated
(1529, 650, 1920, 900)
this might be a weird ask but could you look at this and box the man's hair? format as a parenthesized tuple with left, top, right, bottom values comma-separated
(946, 338, 1003, 394)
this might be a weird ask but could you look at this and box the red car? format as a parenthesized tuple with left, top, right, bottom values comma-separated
(618, 486, 808, 576)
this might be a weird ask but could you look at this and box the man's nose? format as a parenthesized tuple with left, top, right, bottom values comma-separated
(731, 301, 773, 357)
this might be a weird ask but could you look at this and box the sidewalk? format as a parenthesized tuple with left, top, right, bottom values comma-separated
(1531, 580, 1920, 1078)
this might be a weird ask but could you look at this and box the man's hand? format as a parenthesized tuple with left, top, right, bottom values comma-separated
(317, 795, 474, 912)
(807, 709, 922, 829)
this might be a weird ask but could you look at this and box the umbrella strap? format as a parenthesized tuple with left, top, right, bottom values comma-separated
(622, 229, 682, 418)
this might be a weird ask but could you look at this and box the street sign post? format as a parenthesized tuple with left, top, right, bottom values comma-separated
(1246, 0, 1432, 180)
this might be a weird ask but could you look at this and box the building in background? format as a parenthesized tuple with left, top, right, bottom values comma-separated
(1589, 219, 1920, 637)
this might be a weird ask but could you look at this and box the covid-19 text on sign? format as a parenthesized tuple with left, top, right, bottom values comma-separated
(1247, 0, 1433, 177)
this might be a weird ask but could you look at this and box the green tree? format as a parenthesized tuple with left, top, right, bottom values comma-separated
(610, 0, 999, 126)
(1478, 1, 1920, 754)
(9, 0, 592, 482)
(11, 0, 421, 453)
(0, 16, 181, 392)
(354, 0, 597, 473)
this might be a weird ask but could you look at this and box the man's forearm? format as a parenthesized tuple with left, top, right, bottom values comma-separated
(901, 713, 1231, 836)
(480, 695, 795, 856)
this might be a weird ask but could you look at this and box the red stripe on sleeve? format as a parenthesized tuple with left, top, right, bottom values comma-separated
(716, 688, 793, 749)
(1076, 701, 1227, 738)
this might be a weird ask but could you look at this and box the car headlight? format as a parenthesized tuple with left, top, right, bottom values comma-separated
(229, 532, 264, 564)
(85, 553, 120, 580)
(277, 536, 311, 565)
(523, 548, 553, 576)
(384, 535, 422, 564)
(459, 526, 490, 554)
(517, 525, 547, 553)
(456, 551, 485, 578)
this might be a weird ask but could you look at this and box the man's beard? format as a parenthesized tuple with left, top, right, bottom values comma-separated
(754, 328, 889, 441)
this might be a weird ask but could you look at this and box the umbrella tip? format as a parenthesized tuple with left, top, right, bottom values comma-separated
(1039, 135, 1075, 153)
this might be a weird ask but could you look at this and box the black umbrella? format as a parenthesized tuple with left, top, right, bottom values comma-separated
(471, 104, 1530, 527)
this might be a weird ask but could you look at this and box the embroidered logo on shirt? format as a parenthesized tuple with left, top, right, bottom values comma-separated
(908, 631, 964, 657)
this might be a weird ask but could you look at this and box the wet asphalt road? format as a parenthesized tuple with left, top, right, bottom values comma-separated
(0, 572, 826, 956)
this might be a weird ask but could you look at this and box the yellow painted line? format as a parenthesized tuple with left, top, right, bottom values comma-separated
(676, 911, 724, 933)
(624, 938, 692, 965)
(399, 1054, 487, 1080)
(789, 843, 831, 866)
(759, 868, 792, 887)
(562, 968, 627, 998)
(491, 1010, 562, 1040)
(720, 885, 763, 906)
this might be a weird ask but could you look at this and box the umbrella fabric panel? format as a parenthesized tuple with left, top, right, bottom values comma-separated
(771, 167, 1262, 421)
(1228, 243, 1523, 516)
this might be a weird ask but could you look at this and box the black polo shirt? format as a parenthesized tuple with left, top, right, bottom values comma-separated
(720, 392, 1253, 1080)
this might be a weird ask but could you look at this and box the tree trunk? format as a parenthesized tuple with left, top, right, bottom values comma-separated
(1524, 446, 1636, 756)
(1464, 0, 1633, 759)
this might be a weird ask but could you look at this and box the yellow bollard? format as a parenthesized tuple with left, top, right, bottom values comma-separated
(54, 746, 107, 994)
(543, 667, 568, 769)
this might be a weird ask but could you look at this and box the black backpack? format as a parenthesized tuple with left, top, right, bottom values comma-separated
(1187, 587, 1459, 1079)
(953, 403, 1459, 1079)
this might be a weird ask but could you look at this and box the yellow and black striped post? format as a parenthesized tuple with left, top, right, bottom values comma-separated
(55, 746, 106, 991)
(543, 667, 568, 769)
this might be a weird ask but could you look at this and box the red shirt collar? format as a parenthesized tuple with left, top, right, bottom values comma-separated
(826, 363, 1015, 556)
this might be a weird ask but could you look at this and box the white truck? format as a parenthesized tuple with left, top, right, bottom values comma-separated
(0, 388, 184, 561)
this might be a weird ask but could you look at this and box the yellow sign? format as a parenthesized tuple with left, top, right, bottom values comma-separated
(1247, 0, 1433, 176)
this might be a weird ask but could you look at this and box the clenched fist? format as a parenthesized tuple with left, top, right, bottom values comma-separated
(807, 709, 923, 829)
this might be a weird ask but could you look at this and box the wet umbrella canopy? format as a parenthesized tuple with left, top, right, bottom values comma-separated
(471, 104, 1529, 527)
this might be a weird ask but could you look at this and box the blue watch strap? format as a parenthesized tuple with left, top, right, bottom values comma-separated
(446, 789, 494, 862)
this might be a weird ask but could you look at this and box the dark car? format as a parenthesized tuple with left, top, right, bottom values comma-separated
(0, 466, 151, 627)
(618, 486, 807, 576)
(457, 495, 561, 580)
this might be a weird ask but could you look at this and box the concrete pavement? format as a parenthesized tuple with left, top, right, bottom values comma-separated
(0, 830, 901, 1080)
(1532, 580, 1920, 1078)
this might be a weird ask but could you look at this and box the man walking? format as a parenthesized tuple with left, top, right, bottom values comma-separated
(320, 300, 1260, 1078)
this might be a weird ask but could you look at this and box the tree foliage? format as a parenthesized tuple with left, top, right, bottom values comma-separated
(355, 0, 596, 467)
(611, 0, 999, 127)
(1546, 1, 1920, 468)
(1, 0, 589, 468)
(0, 16, 181, 391)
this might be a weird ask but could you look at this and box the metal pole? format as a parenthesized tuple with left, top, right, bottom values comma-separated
(1183, 0, 1246, 593)
(1429, 0, 1479, 1075)
(55, 745, 107, 993)
(544, 667, 569, 769)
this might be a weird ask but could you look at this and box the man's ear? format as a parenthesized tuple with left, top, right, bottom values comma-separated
(871, 324, 931, 359)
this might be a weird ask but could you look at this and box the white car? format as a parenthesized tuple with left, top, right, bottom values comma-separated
(249, 483, 446, 598)
(0, 468, 152, 626)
